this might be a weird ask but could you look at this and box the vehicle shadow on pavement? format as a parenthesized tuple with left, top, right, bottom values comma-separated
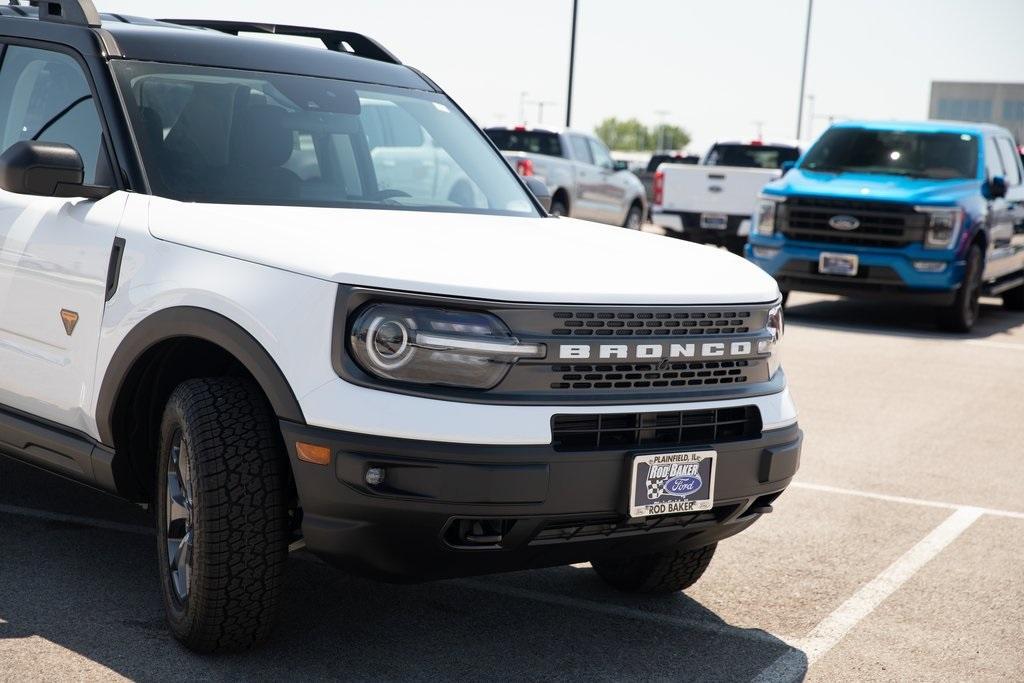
(785, 296, 1024, 340)
(0, 467, 807, 681)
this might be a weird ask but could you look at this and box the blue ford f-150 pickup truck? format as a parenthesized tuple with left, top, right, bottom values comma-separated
(747, 120, 1024, 331)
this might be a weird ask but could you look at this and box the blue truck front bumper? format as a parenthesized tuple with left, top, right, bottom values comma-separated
(745, 237, 964, 306)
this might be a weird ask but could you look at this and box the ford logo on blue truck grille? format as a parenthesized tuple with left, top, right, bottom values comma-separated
(828, 214, 861, 231)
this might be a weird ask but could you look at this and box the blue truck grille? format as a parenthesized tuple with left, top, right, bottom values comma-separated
(779, 196, 927, 248)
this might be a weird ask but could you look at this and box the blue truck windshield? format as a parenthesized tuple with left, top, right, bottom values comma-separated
(801, 127, 978, 180)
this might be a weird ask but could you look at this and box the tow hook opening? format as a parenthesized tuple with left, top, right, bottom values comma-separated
(443, 518, 518, 549)
(745, 491, 783, 517)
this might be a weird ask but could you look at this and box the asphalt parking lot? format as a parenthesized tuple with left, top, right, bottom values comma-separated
(2, 291, 1023, 682)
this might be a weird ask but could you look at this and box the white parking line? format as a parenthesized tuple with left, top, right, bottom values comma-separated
(0, 503, 152, 536)
(752, 507, 985, 682)
(792, 481, 1024, 520)
(965, 339, 1024, 352)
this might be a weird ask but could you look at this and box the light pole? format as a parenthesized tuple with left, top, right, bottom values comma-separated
(795, 0, 814, 139)
(565, 0, 579, 128)
(654, 109, 671, 151)
(527, 99, 559, 126)
(805, 94, 815, 139)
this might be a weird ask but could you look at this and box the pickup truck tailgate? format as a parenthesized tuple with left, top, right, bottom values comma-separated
(657, 165, 780, 215)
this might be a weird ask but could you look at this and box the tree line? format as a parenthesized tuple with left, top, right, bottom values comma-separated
(594, 117, 691, 152)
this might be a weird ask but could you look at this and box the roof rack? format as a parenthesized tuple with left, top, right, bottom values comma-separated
(7, 0, 100, 27)
(160, 20, 401, 65)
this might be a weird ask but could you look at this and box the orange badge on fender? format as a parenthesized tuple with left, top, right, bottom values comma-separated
(60, 309, 79, 336)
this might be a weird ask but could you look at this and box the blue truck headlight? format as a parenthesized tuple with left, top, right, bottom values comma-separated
(916, 207, 964, 250)
(754, 195, 784, 237)
(349, 304, 545, 389)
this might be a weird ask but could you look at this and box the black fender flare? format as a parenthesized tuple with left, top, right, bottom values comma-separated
(95, 306, 305, 446)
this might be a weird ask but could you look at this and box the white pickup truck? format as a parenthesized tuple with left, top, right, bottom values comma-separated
(652, 141, 801, 254)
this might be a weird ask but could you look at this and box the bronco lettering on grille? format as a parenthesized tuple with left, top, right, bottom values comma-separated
(558, 341, 756, 361)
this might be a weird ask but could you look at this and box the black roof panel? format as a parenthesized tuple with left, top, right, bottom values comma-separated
(0, 11, 431, 91)
(103, 23, 430, 90)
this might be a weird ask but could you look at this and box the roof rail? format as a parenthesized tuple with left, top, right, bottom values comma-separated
(160, 19, 401, 65)
(10, 0, 101, 27)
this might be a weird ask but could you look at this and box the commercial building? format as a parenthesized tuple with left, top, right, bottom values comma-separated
(929, 81, 1024, 143)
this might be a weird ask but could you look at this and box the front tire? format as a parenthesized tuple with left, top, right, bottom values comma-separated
(592, 543, 717, 594)
(156, 377, 289, 653)
(937, 245, 983, 332)
(550, 197, 568, 218)
(623, 203, 643, 230)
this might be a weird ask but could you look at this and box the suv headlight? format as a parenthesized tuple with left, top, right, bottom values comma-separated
(757, 303, 785, 378)
(916, 207, 964, 250)
(754, 195, 784, 236)
(349, 304, 545, 389)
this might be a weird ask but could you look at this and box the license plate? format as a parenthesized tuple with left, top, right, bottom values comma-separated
(629, 450, 716, 518)
(818, 252, 859, 276)
(700, 213, 728, 230)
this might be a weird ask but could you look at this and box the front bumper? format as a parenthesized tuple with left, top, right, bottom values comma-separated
(746, 237, 963, 305)
(280, 419, 801, 581)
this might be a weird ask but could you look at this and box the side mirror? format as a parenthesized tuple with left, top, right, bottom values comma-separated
(613, 160, 629, 172)
(780, 161, 796, 176)
(0, 141, 111, 199)
(984, 175, 1007, 200)
(524, 176, 552, 213)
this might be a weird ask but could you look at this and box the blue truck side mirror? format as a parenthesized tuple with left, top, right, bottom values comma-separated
(983, 175, 1007, 200)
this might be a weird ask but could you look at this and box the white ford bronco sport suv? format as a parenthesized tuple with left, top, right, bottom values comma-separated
(0, 1, 801, 652)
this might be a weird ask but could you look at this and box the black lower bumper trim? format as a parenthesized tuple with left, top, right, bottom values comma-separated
(776, 276, 958, 306)
(279, 419, 801, 581)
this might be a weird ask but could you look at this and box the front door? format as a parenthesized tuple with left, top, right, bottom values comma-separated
(0, 44, 125, 436)
(587, 137, 628, 225)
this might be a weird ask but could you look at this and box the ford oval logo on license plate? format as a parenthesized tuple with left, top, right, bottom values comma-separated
(829, 214, 861, 231)
(663, 474, 703, 497)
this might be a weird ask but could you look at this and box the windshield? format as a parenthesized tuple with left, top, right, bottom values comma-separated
(485, 129, 563, 158)
(801, 127, 979, 180)
(112, 61, 538, 216)
(704, 144, 799, 169)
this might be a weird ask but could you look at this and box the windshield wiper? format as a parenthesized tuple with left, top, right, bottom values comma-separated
(802, 164, 848, 174)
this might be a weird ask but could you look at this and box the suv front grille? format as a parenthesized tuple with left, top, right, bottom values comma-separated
(551, 406, 762, 452)
(551, 310, 753, 336)
(779, 196, 926, 248)
(548, 360, 756, 390)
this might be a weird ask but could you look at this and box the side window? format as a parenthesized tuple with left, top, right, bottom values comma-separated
(984, 136, 1005, 181)
(0, 46, 110, 185)
(569, 135, 592, 164)
(995, 137, 1022, 186)
(588, 137, 614, 170)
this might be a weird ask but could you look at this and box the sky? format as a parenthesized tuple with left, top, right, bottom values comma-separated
(97, 0, 1024, 152)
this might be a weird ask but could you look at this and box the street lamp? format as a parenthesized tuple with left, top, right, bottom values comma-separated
(654, 109, 671, 151)
(527, 99, 559, 126)
(795, 0, 814, 139)
(565, 0, 579, 128)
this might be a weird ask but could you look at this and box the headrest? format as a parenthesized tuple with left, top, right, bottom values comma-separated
(230, 105, 294, 168)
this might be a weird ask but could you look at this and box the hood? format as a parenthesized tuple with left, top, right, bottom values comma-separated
(146, 198, 779, 305)
(768, 169, 981, 205)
